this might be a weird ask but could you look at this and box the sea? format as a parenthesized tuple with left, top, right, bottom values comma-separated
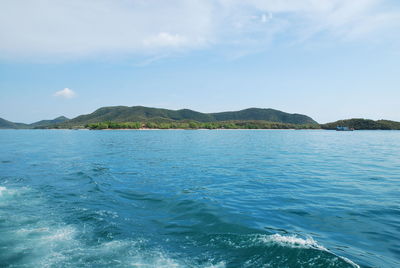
(0, 129, 399, 267)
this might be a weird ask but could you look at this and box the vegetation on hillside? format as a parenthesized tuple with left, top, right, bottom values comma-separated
(321, 119, 400, 130)
(0, 116, 69, 129)
(212, 108, 317, 124)
(59, 106, 317, 127)
(0, 118, 29, 129)
(30, 116, 69, 128)
(3, 107, 400, 130)
(85, 121, 321, 130)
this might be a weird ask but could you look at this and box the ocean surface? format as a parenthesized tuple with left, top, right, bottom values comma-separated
(0, 130, 399, 268)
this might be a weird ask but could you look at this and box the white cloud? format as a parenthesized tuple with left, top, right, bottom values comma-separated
(143, 32, 189, 48)
(53, 88, 76, 99)
(0, 0, 398, 60)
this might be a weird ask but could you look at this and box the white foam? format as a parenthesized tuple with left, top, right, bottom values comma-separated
(259, 234, 360, 268)
(203, 261, 226, 268)
(0, 186, 9, 196)
(42, 226, 76, 241)
(130, 255, 181, 268)
(259, 234, 327, 250)
(129, 254, 226, 268)
(0, 186, 20, 204)
(340, 256, 361, 268)
(0, 185, 30, 200)
(16, 227, 50, 234)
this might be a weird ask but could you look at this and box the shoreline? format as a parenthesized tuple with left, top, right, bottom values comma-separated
(99, 128, 301, 131)
(2, 128, 399, 131)
(1, 128, 320, 131)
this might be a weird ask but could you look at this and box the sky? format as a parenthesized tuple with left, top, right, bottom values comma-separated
(0, 0, 399, 124)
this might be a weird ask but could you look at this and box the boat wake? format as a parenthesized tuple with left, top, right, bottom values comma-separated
(0, 184, 361, 267)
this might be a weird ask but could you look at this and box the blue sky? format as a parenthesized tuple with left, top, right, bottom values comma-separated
(1, 0, 399, 123)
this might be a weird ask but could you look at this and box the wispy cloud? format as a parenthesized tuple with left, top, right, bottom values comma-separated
(0, 0, 398, 60)
(53, 88, 76, 99)
(143, 32, 189, 48)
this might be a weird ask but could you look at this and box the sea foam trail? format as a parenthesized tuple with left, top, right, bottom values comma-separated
(0, 185, 226, 267)
(0, 185, 360, 267)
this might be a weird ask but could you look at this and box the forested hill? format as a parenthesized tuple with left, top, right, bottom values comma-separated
(211, 108, 316, 124)
(321, 119, 400, 130)
(0, 118, 28, 129)
(0, 116, 69, 129)
(3, 108, 400, 130)
(30, 116, 69, 128)
(59, 106, 318, 127)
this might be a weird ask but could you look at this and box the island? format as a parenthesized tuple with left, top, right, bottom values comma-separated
(1, 106, 400, 130)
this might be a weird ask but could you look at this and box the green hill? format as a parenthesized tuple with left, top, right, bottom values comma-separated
(4, 108, 400, 130)
(3, 110, 400, 130)
(321, 119, 400, 130)
(30, 116, 69, 128)
(86, 120, 320, 130)
(212, 108, 316, 124)
(58, 106, 317, 127)
(62, 106, 214, 126)
(0, 118, 28, 129)
(0, 116, 69, 129)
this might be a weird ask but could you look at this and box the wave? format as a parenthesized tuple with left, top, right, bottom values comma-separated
(258, 233, 326, 250)
(257, 234, 360, 268)
(193, 232, 361, 268)
(0, 186, 12, 197)
(0, 185, 24, 204)
(9, 225, 227, 267)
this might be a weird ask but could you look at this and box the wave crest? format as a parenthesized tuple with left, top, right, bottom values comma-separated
(259, 233, 327, 250)
(259, 234, 360, 268)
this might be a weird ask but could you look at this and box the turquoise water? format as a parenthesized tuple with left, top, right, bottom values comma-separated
(0, 130, 399, 267)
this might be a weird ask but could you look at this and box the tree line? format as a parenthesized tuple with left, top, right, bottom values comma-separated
(85, 121, 321, 130)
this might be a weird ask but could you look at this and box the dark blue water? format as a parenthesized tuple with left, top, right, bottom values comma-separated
(0, 130, 399, 267)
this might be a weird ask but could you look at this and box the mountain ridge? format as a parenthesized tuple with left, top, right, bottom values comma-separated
(58, 106, 317, 127)
(0, 118, 28, 129)
(0, 116, 69, 129)
(2, 106, 399, 130)
(30, 116, 69, 128)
